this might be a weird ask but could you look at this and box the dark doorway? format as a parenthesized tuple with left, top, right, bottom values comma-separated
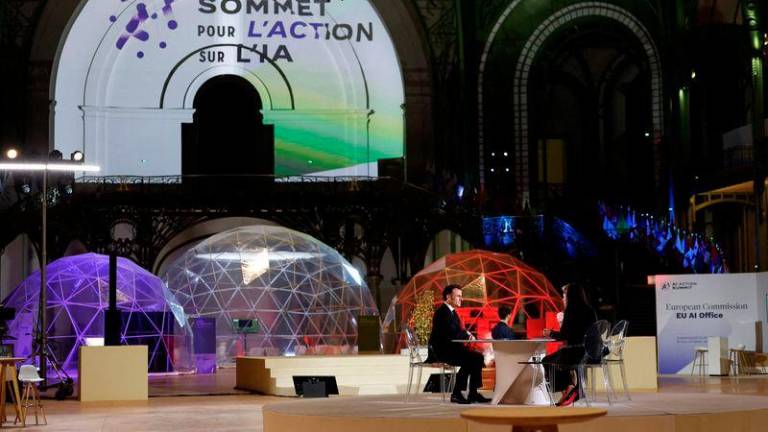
(182, 75, 274, 176)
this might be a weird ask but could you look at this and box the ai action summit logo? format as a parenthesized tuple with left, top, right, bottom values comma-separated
(661, 281, 697, 291)
(110, 0, 179, 59)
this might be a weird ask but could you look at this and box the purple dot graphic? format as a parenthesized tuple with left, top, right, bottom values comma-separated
(160, 42, 167, 49)
(109, 15, 117, 22)
(137, 51, 144, 58)
(168, 20, 178, 30)
(152, 13, 158, 19)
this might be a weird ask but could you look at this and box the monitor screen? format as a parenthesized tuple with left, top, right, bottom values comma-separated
(292, 376, 339, 396)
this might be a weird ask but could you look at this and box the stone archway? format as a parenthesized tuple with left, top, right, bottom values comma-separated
(478, 2, 663, 203)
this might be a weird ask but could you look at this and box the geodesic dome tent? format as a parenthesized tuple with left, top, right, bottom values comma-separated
(383, 250, 563, 347)
(3, 253, 193, 374)
(163, 225, 378, 364)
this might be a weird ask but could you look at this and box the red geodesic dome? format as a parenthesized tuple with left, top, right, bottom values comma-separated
(384, 250, 563, 344)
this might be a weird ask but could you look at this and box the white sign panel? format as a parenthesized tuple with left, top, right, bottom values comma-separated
(655, 273, 768, 374)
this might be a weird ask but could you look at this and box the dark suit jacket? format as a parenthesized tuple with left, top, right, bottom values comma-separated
(550, 305, 597, 346)
(491, 321, 516, 340)
(427, 303, 468, 362)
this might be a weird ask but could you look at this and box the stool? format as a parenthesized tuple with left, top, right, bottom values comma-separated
(729, 344, 749, 376)
(691, 347, 708, 376)
(15, 365, 45, 427)
(461, 407, 607, 432)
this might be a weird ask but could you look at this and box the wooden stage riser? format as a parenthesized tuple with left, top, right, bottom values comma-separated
(238, 338, 657, 397)
(237, 355, 436, 396)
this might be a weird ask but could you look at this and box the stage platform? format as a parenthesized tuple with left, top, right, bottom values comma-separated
(236, 337, 657, 397)
(236, 354, 423, 396)
(262, 386, 768, 432)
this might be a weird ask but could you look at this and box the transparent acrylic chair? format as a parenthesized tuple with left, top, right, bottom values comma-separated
(604, 320, 631, 401)
(403, 326, 457, 403)
(524, 349, 556, 406)
(577, 320, 612, 407)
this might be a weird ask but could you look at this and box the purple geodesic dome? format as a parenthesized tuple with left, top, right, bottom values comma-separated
(3, 253, 193, 374)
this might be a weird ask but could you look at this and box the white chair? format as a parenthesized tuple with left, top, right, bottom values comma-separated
(403, 326, 457, 403)
(15, 365, 46, 427)
(691, 347, 708, 376)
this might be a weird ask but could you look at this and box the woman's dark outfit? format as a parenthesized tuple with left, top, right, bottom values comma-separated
(541, 305, 597, 392)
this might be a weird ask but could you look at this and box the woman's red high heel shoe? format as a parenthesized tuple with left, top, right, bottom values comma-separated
(556, 386, 579, 407)
(555, 385, 574, 405)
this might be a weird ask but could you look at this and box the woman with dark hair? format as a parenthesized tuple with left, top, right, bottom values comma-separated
(541, 283, 597, 406)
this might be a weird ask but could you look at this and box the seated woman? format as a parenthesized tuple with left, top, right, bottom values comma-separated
(541, 283, 597, 406)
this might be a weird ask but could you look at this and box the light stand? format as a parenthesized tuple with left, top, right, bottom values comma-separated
(40, 168, 47, 384)
(0, 155, 99, 385)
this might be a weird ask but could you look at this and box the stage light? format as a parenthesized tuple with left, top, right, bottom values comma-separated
(71, 151, 84, 162)
(490, 168, 495, 173)
(503, 152, 508, 157)
(505, 168, 510, 172)
(46, 164, 100, 172)
(0, 156, 100, 385)
(644, 132, 651, 138)
(5, 148, 18, 160)
(491, 152, 495, 157)
(690, 70, 696, 80)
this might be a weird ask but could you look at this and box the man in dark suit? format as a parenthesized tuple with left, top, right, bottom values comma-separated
(427, 284, 490, 404)
(492, 305, 516, 340)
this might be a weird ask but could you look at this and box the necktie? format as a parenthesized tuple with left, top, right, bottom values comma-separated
(453, 310, 463, 330)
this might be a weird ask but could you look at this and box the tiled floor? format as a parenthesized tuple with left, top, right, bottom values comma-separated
(10, 374, 768, 431)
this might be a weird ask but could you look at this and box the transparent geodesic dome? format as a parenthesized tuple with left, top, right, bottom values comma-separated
(3, 253, 194, 374)
(163, 225, 378, 364)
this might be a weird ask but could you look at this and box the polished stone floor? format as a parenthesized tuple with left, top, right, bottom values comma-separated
(147, 367, 246, 397)
(10, 374, 768, 431)
(16, 395, 282, 432)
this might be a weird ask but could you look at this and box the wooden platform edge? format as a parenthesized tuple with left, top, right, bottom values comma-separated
(262, 404, 768, 432)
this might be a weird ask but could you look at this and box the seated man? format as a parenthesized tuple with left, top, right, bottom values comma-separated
(491, 305, 516, 340)
(427, 284, 490, 404)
